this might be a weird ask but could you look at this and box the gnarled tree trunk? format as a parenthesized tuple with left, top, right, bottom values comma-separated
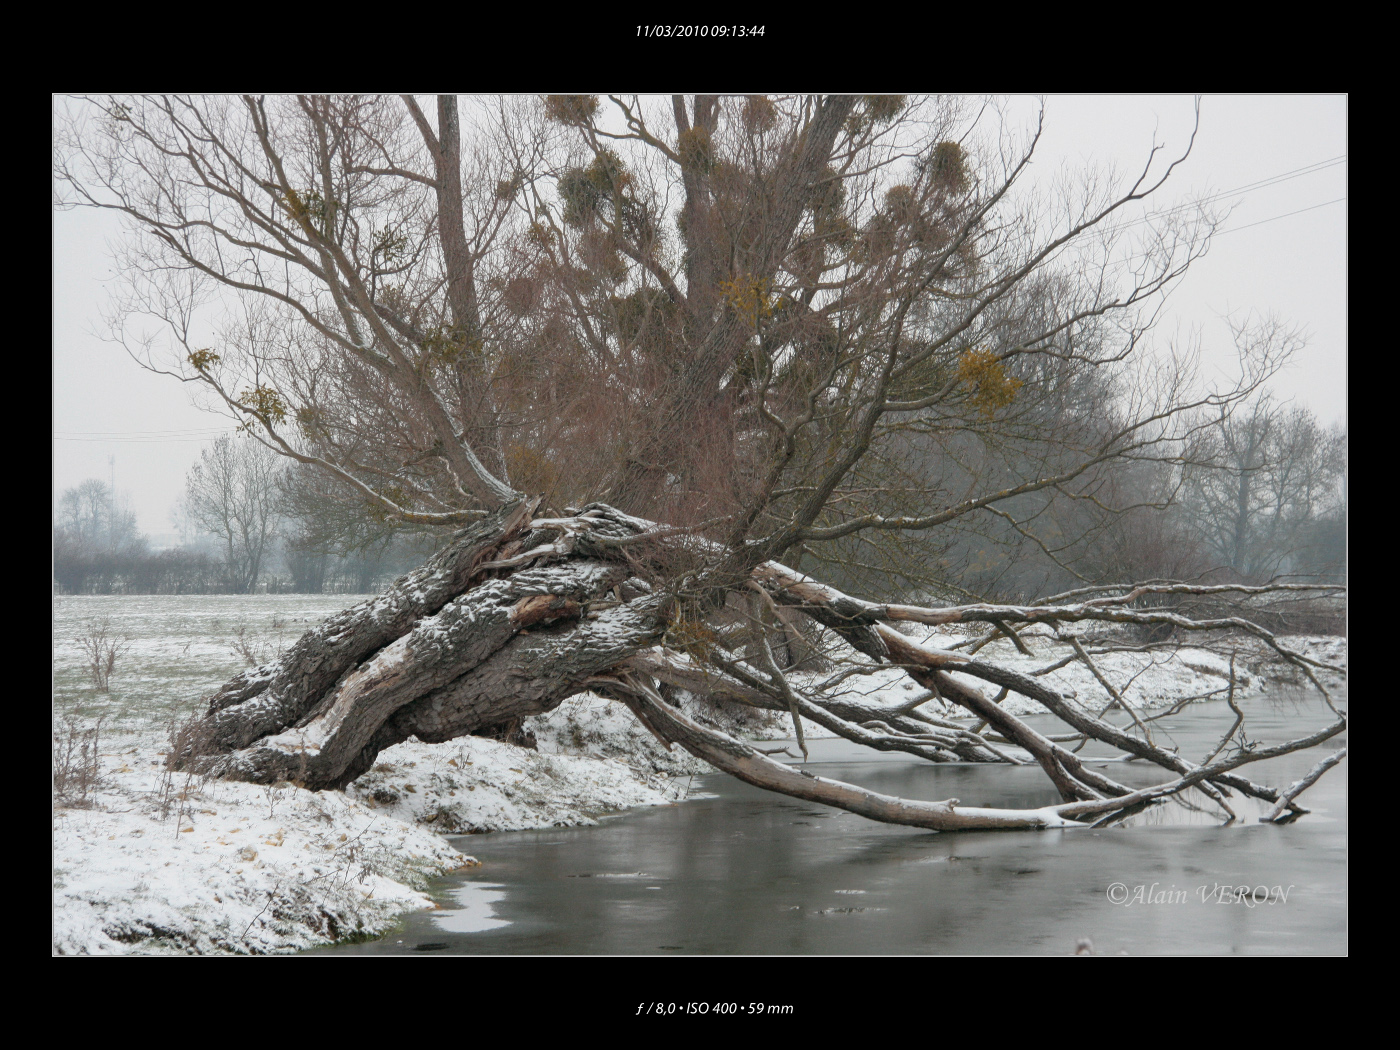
(175, 501, 1345, 831)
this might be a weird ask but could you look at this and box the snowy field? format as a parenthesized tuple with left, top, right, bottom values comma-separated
(53, 594, 730, 955)
(53, 593, 1344, 955)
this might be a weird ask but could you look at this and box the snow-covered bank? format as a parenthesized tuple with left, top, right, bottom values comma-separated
(773, 623, 1347, 734)
(54, 771, 467, 956)
(51, 692, 742, 956)
(53, 596, 756, 955)
(53, 595, 1343, 955)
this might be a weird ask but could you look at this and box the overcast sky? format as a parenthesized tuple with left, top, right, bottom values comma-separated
(52, 94, 1346, 535)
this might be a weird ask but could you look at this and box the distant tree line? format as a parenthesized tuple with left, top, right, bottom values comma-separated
(973, 399, 1344, 594)
(53, 437, 439, 595)
(808, 393, 1345, 633)
(56, 398, 1343, 614)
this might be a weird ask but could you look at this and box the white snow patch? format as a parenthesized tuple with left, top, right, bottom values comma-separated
(429, 881, 511, 933)
(53, 594, 1343, 954)
(53, 762, 468, 956)
(759, 624, 1345, 734)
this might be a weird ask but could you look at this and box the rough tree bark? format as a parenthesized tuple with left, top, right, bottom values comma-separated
(70, 95, 1341, 831)
(176, 500, 1346, 831)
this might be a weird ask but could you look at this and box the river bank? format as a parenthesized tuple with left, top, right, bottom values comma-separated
(53, 594, 1344, 955)
(322, 694, 1346, 957)
(52, 691, 733, 955)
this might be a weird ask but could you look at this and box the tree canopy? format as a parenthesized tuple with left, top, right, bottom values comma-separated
(54, 95, 1345, 831)
(56, 95, 1291, 581)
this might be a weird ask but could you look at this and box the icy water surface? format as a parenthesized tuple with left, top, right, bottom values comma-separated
(316, 691, 1346, 956)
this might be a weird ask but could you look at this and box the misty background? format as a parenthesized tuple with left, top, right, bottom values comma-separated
(52, 94, 1346, 596)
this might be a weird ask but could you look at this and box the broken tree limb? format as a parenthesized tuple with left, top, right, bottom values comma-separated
(930, 650, 1305, 808)
(750, 561, 1344, 684)
(621, 648, 998, 764)
(1054, 719, 1347, 821)
(1260, 747, 1347, 823)
(750, 560, 1338, 811)
(1063, 633, 1155, 743)
(748, 584, 808, 758)
(609, 675, 1083, 831)
(1200, 654, 1245, 767)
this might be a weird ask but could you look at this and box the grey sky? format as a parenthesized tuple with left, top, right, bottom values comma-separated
(52, 93, 1346, 534)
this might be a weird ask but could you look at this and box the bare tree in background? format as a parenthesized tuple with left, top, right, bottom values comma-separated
(56, 479, 143, 554)
(1184, 392, 1346, 581)
(53, 94, 1344, 830)
(277, 462, 439, 593)
(53, 479, 149, 593)
(184, 434, 281, 593)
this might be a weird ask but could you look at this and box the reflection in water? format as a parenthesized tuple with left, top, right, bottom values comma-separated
(430, 881, 511, 934)
(314, 693, 1346, 956)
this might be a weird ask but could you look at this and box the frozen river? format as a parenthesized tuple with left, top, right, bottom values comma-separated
(315, 690, 1346, 956)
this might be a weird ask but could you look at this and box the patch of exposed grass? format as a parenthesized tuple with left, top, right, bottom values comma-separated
(53, 594, 369, 729)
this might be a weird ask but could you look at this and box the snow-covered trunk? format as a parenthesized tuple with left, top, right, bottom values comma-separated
(175, 501, 674, 790)
(172, 501, 1338, 828)
(192, 500, 536, 748)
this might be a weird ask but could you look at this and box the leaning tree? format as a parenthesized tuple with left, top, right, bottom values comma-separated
(54, 94, 1345, 830)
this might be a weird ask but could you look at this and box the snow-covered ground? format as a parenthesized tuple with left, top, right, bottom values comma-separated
(51, 697, 731, 956)
(53, 594, 1344, 955)
(52, 595, 757, 954)
(787, 620, 1347, 729)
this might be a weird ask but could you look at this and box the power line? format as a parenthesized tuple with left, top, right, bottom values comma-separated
(1213, 196, 1346, 237)
(54, 426, 235, 443)
(1100, 154, 1347, 236)
(55, 427, 232, 436)
(1109, 194, 1345, 265)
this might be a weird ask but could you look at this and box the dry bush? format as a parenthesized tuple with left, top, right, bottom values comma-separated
(74, 619, 129, 692)
(230, 626, 267, 667)
(53, 714, 105, 806)
(159, 708, 226, 829)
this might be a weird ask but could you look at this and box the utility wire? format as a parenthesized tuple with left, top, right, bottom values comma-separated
(55, 429, 236, 443)
(1113, 195, 1346, 265)
(1213, 196, 1346, 237)
(1100, 154, 1347, 235)
(55, 426, 231, 435)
